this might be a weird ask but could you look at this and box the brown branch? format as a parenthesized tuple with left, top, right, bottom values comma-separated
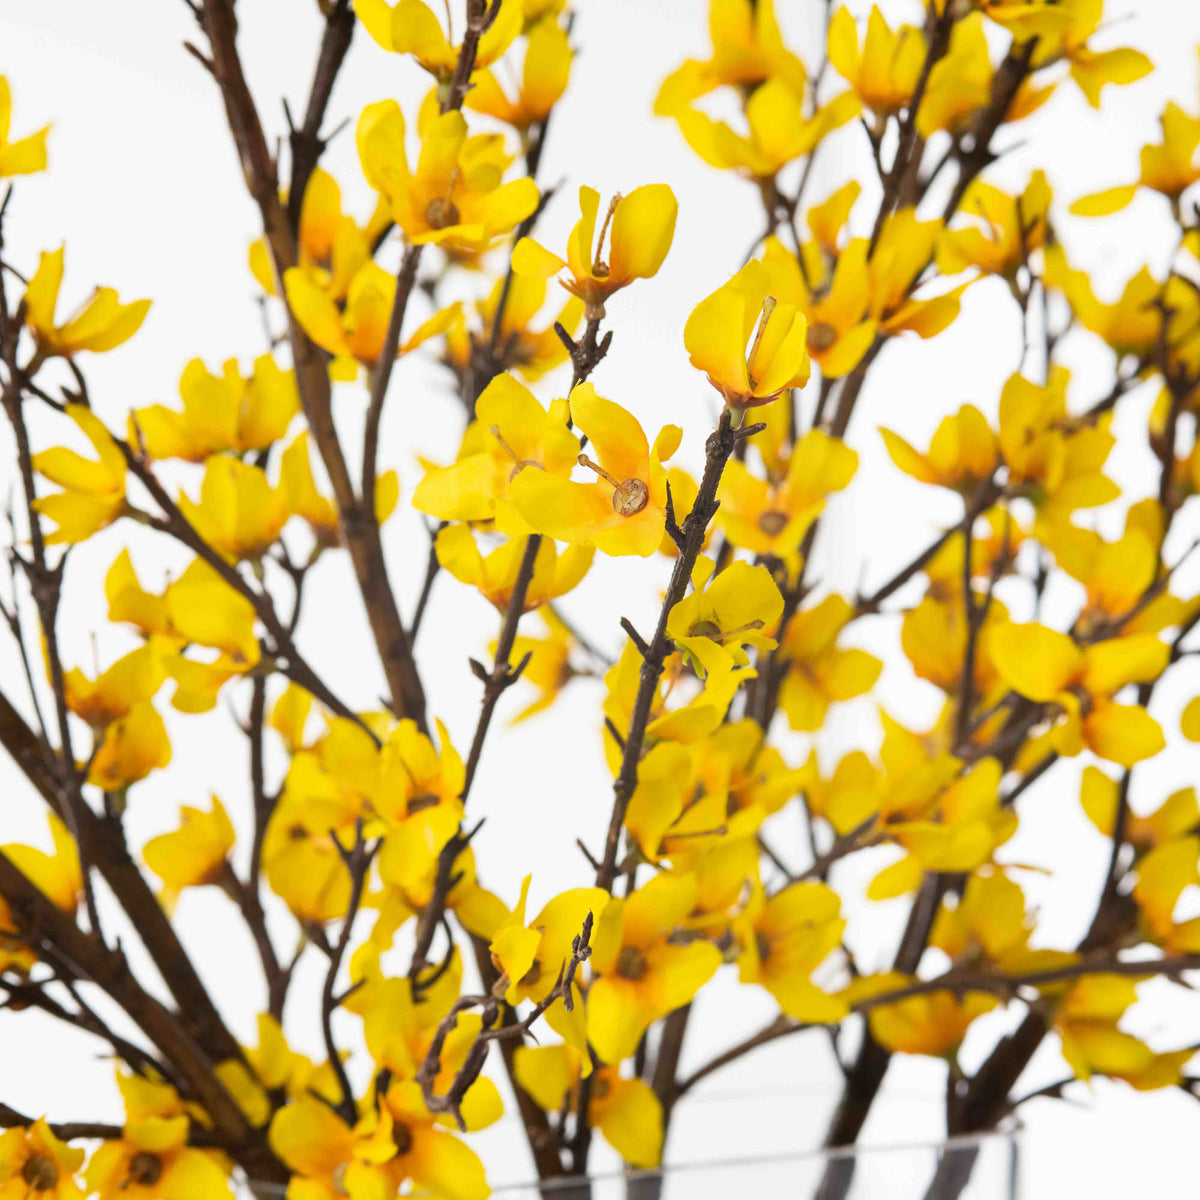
(595, 408, 741, 892)
(197, 0, 428, 730)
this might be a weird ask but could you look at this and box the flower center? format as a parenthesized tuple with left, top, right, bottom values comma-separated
(591, 193, 622, 278)
(331, 1163, 351, 1196)
(21, 1156, 59, 1191)
(755, 931, 772, 964)
(616, 945, 648, 981)
(689, 619, 722, 639)
(127, 1152, 162, 1187)
(393, 1122, 414, 1156)
(489, 426, 543, 482)
(577, 454, 650, 517)
(425, 196, 461, 230)
(806, 321, 837, 353)
(406, 791, 440, 815)
(519, 959, 542, 987)
(757, 509, 789, 536)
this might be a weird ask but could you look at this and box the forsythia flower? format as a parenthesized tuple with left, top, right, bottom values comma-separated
(465, 17, 572, 132)
(249, 166, 375, 301)
(358, 0, 522, 78)
(667, 558, 782, 677)
(881, 404, 999, 495)
(670, 77, 858, 181)
(917, 14, 1051, 139)
(778, 595, 882, 732)
(490, 875, 607, 1005)
(412, 372, 578, 530)
(685, 259, 811, 408)
(23, 247, 150, 358)
(937, 172, 1052, 280)
(515, 1044, 664, 1167)
(989, 623, 1167, 766)
(715, 429, 857, 564)
(141, 796, 236, 910)
(512, 184, 677, 314)
(32, 404, 127, 544)
(734, 882, 848, 1021)
(445, 273, 584, 383)
(129, 356, 299, 462)
(827, 7, 927, 118)
(0, 1119, 85, 1199)
(1073, 100, 1200, 216)
(850, 971, 998, 1058)
(285, 260, 461, 381)
(587, 872, 722, 1063)
(358, 100, 538, 253)
(86, 1073, 233, 1200)
(434, 524, 593, 611)
(2, 814, 83, 914)
(179, 455, 289, 561)
(655, 0, 806, 114)
(0, 76, 50, 176)
(509, 383, 681, 557)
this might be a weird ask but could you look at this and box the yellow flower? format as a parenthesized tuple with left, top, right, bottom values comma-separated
(515, 1044, 663, 1167)
(358, 99, 538, 253)
(129, 356, 299, 462)
(938, 171, 1052, 279)
(1053, 974, 1193, 1090)
(285, 260, 461, 381)
(931, 868, 1036, 971)
(179, 454, 289, 562)
(249, 165, 374, 301)
(85, 1077, 232, 1200)
(916, 14, 1051, 139)
(2, 814, 82, 915)
(0, 1119, 85, 1200)
(667, 558, 782, 677)
(359, 0, 522, 80)
(435, 524, 593, 612)
(282, 431, 398, 548)
(997, 367, 1119, 525)
(106, 551, 262, 714)
(505, 608, 577, 721)
(735, 881, 848, 1022)
(1043, 246, 1163, 359)
(778, 595, 881, 732)
(655, 0, 807, 114)
(490, 875, 608, 1005)
(670, 77, 858, 180)
(989, 622, 1168, 766)
(445, 272, 584, 382)
(1073, 95, 1200, 216)
(850, 971, 998, 1058)
(587, 872, 721, 1064)
(59, 641, 172, 789)
(359, 958, 503, 1130)
(32, 404, 127, 544)
(827, 6, 927, 119)
(512, 184, 677, 314)
(1028, 0, 1151, 108)
(246, 1013, 342, 1105)
(684, 259, 811, 407)
(756, 236, 877, 380)
(23, 247, 150, 358)
(508, 383, 681, 557)
(715, 429, 857, 564)
(881, 404, 999, 495)
(141, 796, 235, 911)
(412, 372, 579, 530)
(0, 76, 49, 177)
(466, 16, 572, 131)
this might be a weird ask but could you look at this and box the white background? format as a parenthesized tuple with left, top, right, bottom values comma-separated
(2, 0, 1200, 1194)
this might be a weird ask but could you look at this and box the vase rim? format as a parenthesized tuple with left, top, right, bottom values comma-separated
(489, 1117, 1023, 1195)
